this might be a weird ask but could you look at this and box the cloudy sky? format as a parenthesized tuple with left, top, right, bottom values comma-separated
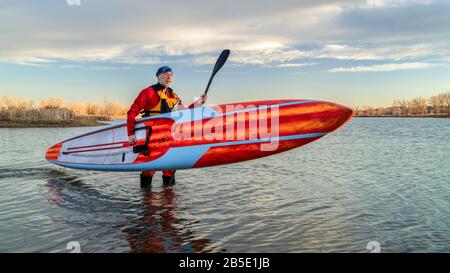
(1, 0, 449, 107)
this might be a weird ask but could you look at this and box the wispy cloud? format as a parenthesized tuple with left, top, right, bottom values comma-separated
(329, 62, 437, 72)
(3, 41, 448, 68)
(364, 0, 436, 8)
(88, 66, 132, 71)
(59, 64, 83, 69)
(305, 43, 450, 61)
(230, 48, 307, 65)
(276, 63, 317, 67)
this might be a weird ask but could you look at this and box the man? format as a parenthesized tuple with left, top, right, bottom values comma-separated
(127, 66, 206, 188)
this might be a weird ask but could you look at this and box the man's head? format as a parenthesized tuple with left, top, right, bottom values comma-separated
(156, 66, 173, 87)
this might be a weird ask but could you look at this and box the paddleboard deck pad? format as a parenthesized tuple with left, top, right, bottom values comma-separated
(46, 99, 353, 171)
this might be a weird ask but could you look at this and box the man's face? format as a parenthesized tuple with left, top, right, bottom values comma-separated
(157, 72, 173, 87)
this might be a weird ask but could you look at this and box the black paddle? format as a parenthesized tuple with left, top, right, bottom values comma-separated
(170, 49, 230, 110)
(202, 49, 230, 101)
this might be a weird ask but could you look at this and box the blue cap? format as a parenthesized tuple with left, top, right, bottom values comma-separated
(156, 66, 173, 76)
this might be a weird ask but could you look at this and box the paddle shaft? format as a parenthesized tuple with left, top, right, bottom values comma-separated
(202, 49, 230, 98)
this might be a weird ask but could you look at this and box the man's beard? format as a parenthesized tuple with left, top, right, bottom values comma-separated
(159, 81, 171, 87)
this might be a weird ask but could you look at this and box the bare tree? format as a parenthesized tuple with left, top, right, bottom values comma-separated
(411, 97, 427, 115)
(429, 95, 440, 115)
(392, 100, 402, 116)
(0, 95, 16, 109)
(102, 100, 127, 118)
(39, 97, 64, 109)
(84, 102, 102, 116)
(445, 91, 450, 115)
(399, 99, 409, 116)
(66, 103, 87, 116)
(437, 93, 447, 115)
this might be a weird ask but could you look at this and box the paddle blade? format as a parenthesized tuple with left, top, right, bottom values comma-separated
(204, 49, 230, 96)
(212, 49, 230, 77)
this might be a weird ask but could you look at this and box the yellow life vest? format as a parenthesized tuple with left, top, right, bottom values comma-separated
(145, 89, 179, 116)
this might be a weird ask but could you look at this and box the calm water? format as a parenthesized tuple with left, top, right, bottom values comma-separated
(0, 118, 449, 253)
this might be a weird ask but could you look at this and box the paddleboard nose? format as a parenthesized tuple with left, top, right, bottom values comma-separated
(327, 102, 354, 131)
(333, 102, 354, 125)
(300, 101, 354, 133)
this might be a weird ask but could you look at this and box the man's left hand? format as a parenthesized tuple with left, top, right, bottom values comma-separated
(201, 94, 208, 104)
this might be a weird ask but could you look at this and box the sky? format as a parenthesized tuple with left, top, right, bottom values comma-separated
(1, 0, 450, 107)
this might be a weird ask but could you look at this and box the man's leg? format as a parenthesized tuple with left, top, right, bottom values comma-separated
(140, 171, 155, 188)
(162, 170, 176, 186)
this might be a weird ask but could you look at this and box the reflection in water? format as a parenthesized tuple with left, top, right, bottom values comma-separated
(46, 181, 62, 204)
(124, 187, 212, 253)
(44, 174, 213, 253)
(44, 170, 79, 205)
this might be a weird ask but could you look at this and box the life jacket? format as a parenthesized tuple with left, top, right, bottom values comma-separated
(142, 87, 179, 117)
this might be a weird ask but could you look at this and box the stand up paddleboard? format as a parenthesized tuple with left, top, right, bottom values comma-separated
(46, 99, 353, 171)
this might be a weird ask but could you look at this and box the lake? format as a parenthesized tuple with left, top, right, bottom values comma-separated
(0, 118, 449, 253)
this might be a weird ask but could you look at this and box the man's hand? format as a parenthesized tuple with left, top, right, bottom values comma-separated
(201, 94, 207, 104)
(128, 135, 137, 145)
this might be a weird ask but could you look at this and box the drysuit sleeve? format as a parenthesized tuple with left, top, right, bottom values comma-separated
(126, 89, 148, 136)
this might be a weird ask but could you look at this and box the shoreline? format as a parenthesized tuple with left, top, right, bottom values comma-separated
(0, 119, 109, 128)
(355, 115, 450, 118)
(1, 115, 448, 128)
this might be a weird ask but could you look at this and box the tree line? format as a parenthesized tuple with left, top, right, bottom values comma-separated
(355, 91, 450, 117)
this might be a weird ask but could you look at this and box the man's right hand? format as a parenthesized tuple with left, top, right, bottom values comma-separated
(128, 135, 137, 146)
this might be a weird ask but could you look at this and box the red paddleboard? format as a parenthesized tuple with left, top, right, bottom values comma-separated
(45, 99, 353, 171)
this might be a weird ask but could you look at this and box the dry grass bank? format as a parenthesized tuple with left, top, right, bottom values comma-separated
(0, 96, 127, 128)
